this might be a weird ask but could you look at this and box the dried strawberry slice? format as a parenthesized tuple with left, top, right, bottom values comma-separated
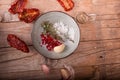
(57, 0, 74, 11)
(7, 34, 29, 53)
(9, 0, 27, 14)
(18, 8, 40, 23)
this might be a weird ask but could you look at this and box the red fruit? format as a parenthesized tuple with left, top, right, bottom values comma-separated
(7, 34, 29, 53)
(57, 0, 74, 11)
(9, 0, 27, 14)
(40, 34, 62, 51)
(18, 8, 40, 23)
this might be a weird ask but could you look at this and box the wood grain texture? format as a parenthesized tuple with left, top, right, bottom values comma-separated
(0, 0, 120, 80)
(0, 22, 32, 48)
(0, 66, 96, 80)
(106, 64, 120, 80)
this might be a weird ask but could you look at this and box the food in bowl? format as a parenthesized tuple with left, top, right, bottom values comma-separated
(40, 21, 74, 53)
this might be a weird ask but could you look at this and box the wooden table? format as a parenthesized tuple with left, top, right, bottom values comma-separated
(0, 0, 120, 80)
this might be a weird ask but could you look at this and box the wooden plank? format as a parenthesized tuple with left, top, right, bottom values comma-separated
(27, 0, 62, 12)
(100, 27, 120, 40)
(80, 22, 100, 41)
(0, 66, 96, 80)
(0, 41, 99, 73)
(106, 0, 120, 5)
(86, 39, 120, 64)
(0, 22, 32, 48)
(105, 49, 120, 64)
(0, 53, 41, 73)
(103, 39, 120, 51)
(0, 0, 12, 5)
(92, 0, 120, 5)
(106, 64, 120, 80)
(1, 39, 120, 74)
(100, 19, 120, 28)
(0, 5, 10, 16)
(0, 69, 61, 80)
(0, 46, 38, 63)
(102, 39, 120, 57)
(0, 63, 119, 80)
(93, 0, 120, 15)
(97, 14, 120, 21)
(95, 4, 120, 15)
(80, 20, 120, 41)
